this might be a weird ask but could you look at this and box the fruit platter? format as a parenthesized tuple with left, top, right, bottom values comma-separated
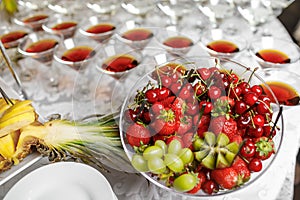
(119, 56, 284, 196)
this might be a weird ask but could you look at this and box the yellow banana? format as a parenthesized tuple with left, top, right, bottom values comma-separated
(0, 133, 16, 159)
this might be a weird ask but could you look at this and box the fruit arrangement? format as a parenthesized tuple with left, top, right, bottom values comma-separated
(120, 57, 283, 195)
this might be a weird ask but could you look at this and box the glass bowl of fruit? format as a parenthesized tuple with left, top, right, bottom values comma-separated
(249, 36, 300, 69)
(200, 29, 247, 59)
(119, 56, 284, 197)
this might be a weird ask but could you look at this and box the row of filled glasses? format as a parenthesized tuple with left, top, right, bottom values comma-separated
(15, 0, 295, 35)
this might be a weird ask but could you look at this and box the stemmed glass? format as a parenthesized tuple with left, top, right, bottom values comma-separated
(53, 37, 98, 101)
(156, 0, 194, 28)
(78, 15, 118, 44)
(121, 0, 155, 25)
(235, 0, 273, 34)
(262, 0, 295, 17)
(116, 20, 155, 51)
(17, 31, 62, 89)
(196, 0, 235, 29)
(48, 0, 87, 17)
(18, 0, 49, 10)
(13, 9, 51, 32)
(86, 0, 119, 16)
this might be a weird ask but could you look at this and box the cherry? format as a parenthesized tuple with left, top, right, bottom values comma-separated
(208, 86, 221, 99)
(248, 158, 262, 172)
(197, 68, 211, 80)
(199, 101, 213, 114)
(193, 82, 206, 96)
(252, 114, 265, 127)
(160, 75, 172, 88)
(179, 83, 193, 100)
(251, 85, 263, 96)
(170, 82, 182, 94)
(142, 109, 151, 124)
(257, 101, 270, 114)
(228, 73, 239, 84)
(219, 96, 235, 107)
(229, 86, 242, 99)
(237, 114, 251, 128)
(124, 109, 138, 123)
(145, 88, 158, 103)
(150, 102, 164, 115)
(235, 100, 248, 114)
(202, 180, 219, 194)
(186, 102, 199, 116)
(243, 92, 258, 106)
(240, 139, 255, 158)
(239, 81, 250, 95)
(248, 125, 264, 138)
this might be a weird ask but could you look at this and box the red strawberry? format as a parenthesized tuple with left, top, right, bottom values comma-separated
(254, 137, 275, 160)
(160, 96, 175, 108)
(209, 116, 237, 141)
(177, 116, 193, 135)
(126, 123, 151, 147)
(188, 171, 206, 194)
(150, 109, 178, 136)
(181, 132, 194, 149)
(196, 114, 211, 138)
(210, 167, 238, 189)
(171, 97, 186, 119)
(232, 156, 251, 182)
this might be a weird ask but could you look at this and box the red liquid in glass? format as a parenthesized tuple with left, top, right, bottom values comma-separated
(1, 31, 28, 46)
(102, 54, 138, 72)
(207, 40, 239, 53)
(23, 14, 48, 23)
(255, 49, 290, 64)
(61, 46, 94, 62)
(52, 22, 77, 31)
(262, 81, 299, 106)
(122, 28, 153, 41)
(163, 36, 193, 48)
(86, 23, 115, 34)
(25, 39, 58, 53)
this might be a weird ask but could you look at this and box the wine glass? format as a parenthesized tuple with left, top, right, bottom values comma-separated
(196, 0, 235, 29)
(121, 0, 155, 25)
(96, 37, 143, 81)
(200, 28, 247, 59)
(0, 25, 31, 80)
(261, 0, 295, 17)
(18, 0, 49, 10)
(86, 0, 119, 16)
(48, 0, 88, 17)
(42, 14, 78, 40)
(78, 15, 118, 44)
(13, 8, 51, 32)
(18, 31, 62, 89)
(116, 20, 155, 51)
(248, 36, 300, 70)
(155, 27, 199, 56)
(156, 0, 194, 28)
(235, 0, 273, 34)
(53, 37, 98, 101)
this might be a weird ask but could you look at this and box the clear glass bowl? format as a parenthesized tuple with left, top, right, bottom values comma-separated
(119, 56, 284, 197)
(249, 36, 300, 69)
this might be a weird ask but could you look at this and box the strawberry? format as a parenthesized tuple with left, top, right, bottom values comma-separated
(150, 109, 178, 136)
(166, 135, 184, 146)
(188, 171, 206, 194)
(254, 137, 275, 160)
(210, 167, 238, 189)
(181, 132, 194, 149)
(159, 96, 175, 108)
(232, 156, 251, 182)
(126, 123, 151, 147)
(209, 116, 237, 141)
(171, 97, 186, 119)
(177, 116, 193, 135)
(196, 114, 211, 138)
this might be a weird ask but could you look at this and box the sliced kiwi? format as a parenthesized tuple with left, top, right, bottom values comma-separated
(193, 132, 240, 169)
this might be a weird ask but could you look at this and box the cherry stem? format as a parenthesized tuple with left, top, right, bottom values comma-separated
(269, 106, 283, 139)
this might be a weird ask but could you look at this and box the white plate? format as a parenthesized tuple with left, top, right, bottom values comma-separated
(4, 162, 118, 200)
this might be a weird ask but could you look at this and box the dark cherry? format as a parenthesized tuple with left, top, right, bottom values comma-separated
(243, 92, 258, 106)
(235, 100, 248, 114)
(248, 125, 264, 138)
(252, 114, 265, 127)
(229, 86, 242, 99)
(199, 101, 213, 114)
(145, 89, 158, 103)
(237, 114, 251, 128)
(251, 85, 263, 96)
(194, 82, 206, 96)
(202, 180, 219, 194)
(240, 139, 256, 158)
(248, 158, 263, 172)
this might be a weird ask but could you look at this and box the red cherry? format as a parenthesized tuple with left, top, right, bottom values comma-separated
(208, 86, 221, 99)
(202, 180, 219, 194)
(193, 82, 206, 96)
(243, 92, 258, 106)
(199, 101, 213, 114)
(228, 73, 239, 84)
(161, 75, 172, 88)
(229, 86, 242, 99)
(235, 100, 248, 114)
(178, 83, 193, 100)
(219, 96, 235, 107)
(124, 109, 138, 123)
(157, 87, 171, 101)
(240, 139, 255, 158)
(197, 68, 211, 80)
(251, 85, 263, 96)
(170, 82, 182, 94)
(257, 101, 270, 114)
(145, 88, 158, 103)
(248, 158, 262, 172)
(237, 114, 251, 128)
(248, 126, 264, 138)
(252, 114, 265, 127)
(186, 102, 199, 116)
(239, 81, 250, 95)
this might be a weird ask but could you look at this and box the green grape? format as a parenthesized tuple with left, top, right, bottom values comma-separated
(154, 140, 167, 154)
(178, 148, 194, 164)
(131, 154, 148, 172)
(143, 145, 164, 160)
(193, 138, 204, 151)
(148, 157, 166, 174)
(167, 139, 182, 154)
(164, 154, 184, 173)
(173, 173, 197, 192)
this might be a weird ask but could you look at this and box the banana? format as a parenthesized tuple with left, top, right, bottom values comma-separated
(0, 111, 36, 138)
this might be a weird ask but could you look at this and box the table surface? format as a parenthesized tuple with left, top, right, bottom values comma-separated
(1, 2, 300, 200)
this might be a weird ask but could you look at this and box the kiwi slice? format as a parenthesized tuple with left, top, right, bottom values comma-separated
(193, 132, 240, 169)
